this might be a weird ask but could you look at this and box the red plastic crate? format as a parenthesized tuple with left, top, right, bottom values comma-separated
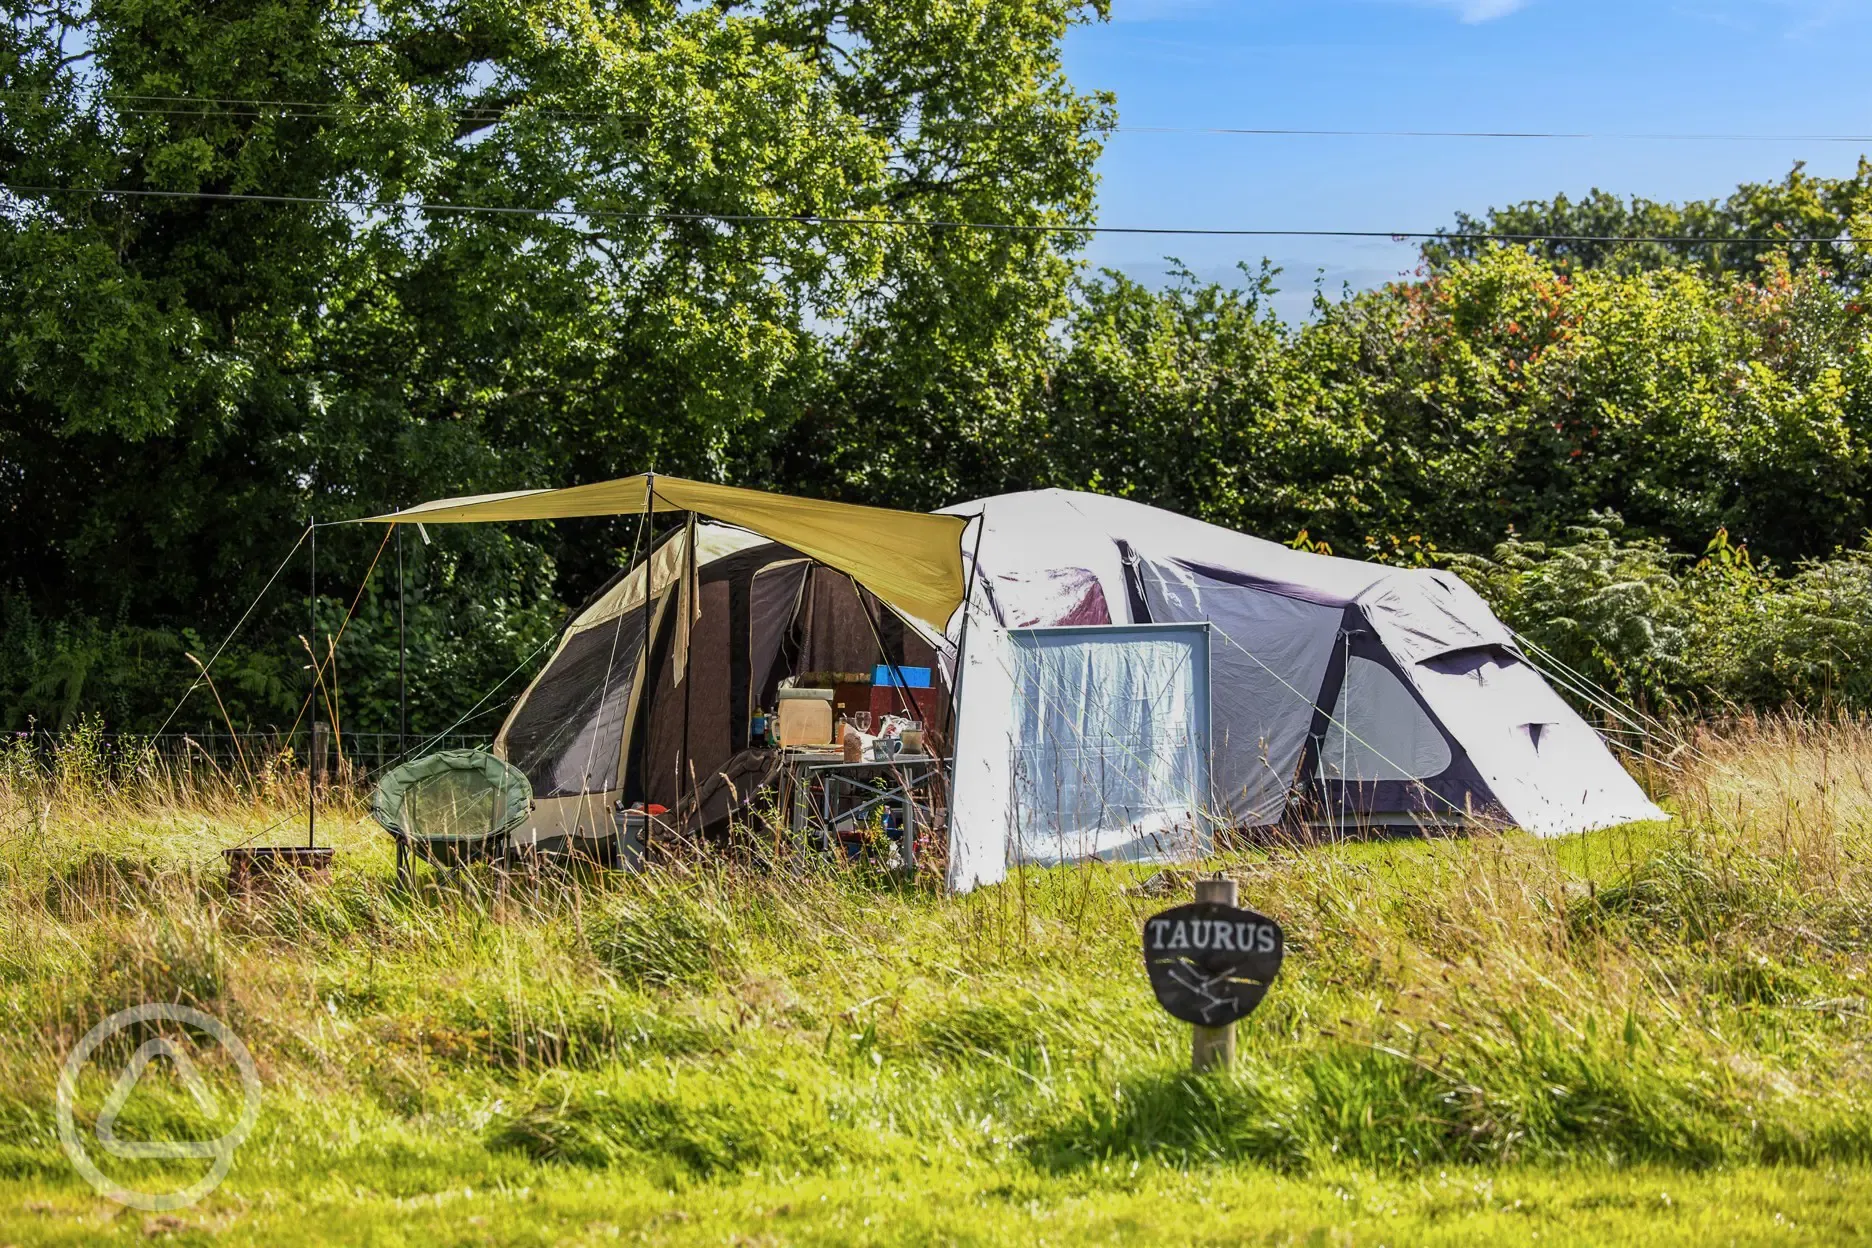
(870, 683, 942, 726)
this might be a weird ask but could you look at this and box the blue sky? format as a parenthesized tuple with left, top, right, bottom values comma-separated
(1064, 0, 1872, 318)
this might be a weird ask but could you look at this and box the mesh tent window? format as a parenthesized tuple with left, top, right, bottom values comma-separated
(1321, 656, 1454, 782)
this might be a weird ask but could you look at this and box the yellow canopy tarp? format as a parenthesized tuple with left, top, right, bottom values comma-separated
(358, 474, 967, 629)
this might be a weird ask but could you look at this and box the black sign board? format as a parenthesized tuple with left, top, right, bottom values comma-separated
(1143, 901, 1285, 1026)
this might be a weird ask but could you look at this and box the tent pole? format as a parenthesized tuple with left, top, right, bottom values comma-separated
(308, 516, 317, 849)
(679, 510, 696, 821)
(613, 506, 654, 819)
(396, 520, 407, 755)
(944, 513, 987, 748)
(640, 475, 657, 847)
(939, 513, 987, 861)
(852, 586, 918, 728)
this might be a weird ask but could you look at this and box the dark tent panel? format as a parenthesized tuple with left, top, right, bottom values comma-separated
(498, 527, 949, 846)
(503, 609, 647, 799)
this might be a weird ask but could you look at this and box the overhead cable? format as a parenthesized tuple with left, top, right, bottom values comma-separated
(1112, 125, 1872, 142)
(5, 92, 1870, 143)
(0, 182, 1857, 244)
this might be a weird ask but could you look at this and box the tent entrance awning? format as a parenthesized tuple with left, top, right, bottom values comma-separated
(355, 473, 969, 631)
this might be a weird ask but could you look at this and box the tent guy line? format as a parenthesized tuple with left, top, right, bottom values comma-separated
(151, 525, 310, 740)
(0, 184, 1859, 245)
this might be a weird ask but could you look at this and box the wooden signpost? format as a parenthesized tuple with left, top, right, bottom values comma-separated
(1143, 876, 1284, 1071)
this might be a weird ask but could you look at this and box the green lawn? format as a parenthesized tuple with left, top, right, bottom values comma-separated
(5, 1161, 1869, 1245)
(3, 719, 1870, 1244)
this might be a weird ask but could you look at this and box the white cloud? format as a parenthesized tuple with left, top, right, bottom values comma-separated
(1425, 0, 1530, 20)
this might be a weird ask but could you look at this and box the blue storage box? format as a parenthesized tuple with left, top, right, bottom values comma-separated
(873, 664, 932, 688)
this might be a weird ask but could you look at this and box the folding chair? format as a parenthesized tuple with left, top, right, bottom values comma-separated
(369, 750, 533, 886)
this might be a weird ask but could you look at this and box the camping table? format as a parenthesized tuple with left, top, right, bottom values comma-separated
(783, 751, 942, 870)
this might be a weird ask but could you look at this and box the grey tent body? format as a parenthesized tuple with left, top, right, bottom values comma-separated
(483, 488, 1664, 884)
(369, 749, 534, 861)
(941, 490, 1665, 891)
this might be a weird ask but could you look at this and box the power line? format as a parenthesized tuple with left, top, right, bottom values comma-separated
(1113, 125, 1872, 143)
(4, 91, 1871, 144)
(0, 182, 1856, 245)
(0, 90, 649, 124)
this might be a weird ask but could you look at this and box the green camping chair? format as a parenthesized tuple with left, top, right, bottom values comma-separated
(370, 750, 534, 882)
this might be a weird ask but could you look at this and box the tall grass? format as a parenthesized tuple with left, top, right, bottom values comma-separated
(2, 714, 1870, 1202)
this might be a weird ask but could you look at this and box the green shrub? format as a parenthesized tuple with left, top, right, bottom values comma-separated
(1453, 523, 1872, 714)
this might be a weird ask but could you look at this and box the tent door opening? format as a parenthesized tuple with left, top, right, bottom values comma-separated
(1006, 623, 1213, 866)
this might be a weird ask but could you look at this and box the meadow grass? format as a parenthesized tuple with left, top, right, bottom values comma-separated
(2, 718, 1871, 1244)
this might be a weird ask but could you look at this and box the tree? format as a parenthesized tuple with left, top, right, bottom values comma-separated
(1028, 262, 1378, 537)
(1422, 159, 1872, 287)
(1032, 245, 1872, 564)
(0, 0, 1110, 730)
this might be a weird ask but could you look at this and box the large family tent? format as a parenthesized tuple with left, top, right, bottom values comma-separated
(940, 490, 1664, 891)
(360, 478, 1663, 884)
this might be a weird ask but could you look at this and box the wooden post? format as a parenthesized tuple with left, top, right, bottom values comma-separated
(1192, 874, 1238, 1072)
(308, 517, 318, 849)
(396, 519, 407, 756)
(311, 721, 330, 793)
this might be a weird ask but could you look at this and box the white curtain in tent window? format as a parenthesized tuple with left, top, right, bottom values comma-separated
(1006, 625, 1211, 866)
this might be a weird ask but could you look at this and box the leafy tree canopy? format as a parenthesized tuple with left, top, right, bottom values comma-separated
(1423, 159, 1872, 286)
(5, 0, 1871, 733)
(0, 0, 1111, 730)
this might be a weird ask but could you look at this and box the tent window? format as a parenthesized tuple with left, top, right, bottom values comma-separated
(504, 611, 646, 798)
(1322, 656, 1452, 782)
(1007, 624, 1211, 865)
(991, 567, 1111, 628)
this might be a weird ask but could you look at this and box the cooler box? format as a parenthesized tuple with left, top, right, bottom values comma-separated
(776, 687, 835, 746)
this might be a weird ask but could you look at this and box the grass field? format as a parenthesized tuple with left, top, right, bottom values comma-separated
(3, 718, 1871, 1245)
